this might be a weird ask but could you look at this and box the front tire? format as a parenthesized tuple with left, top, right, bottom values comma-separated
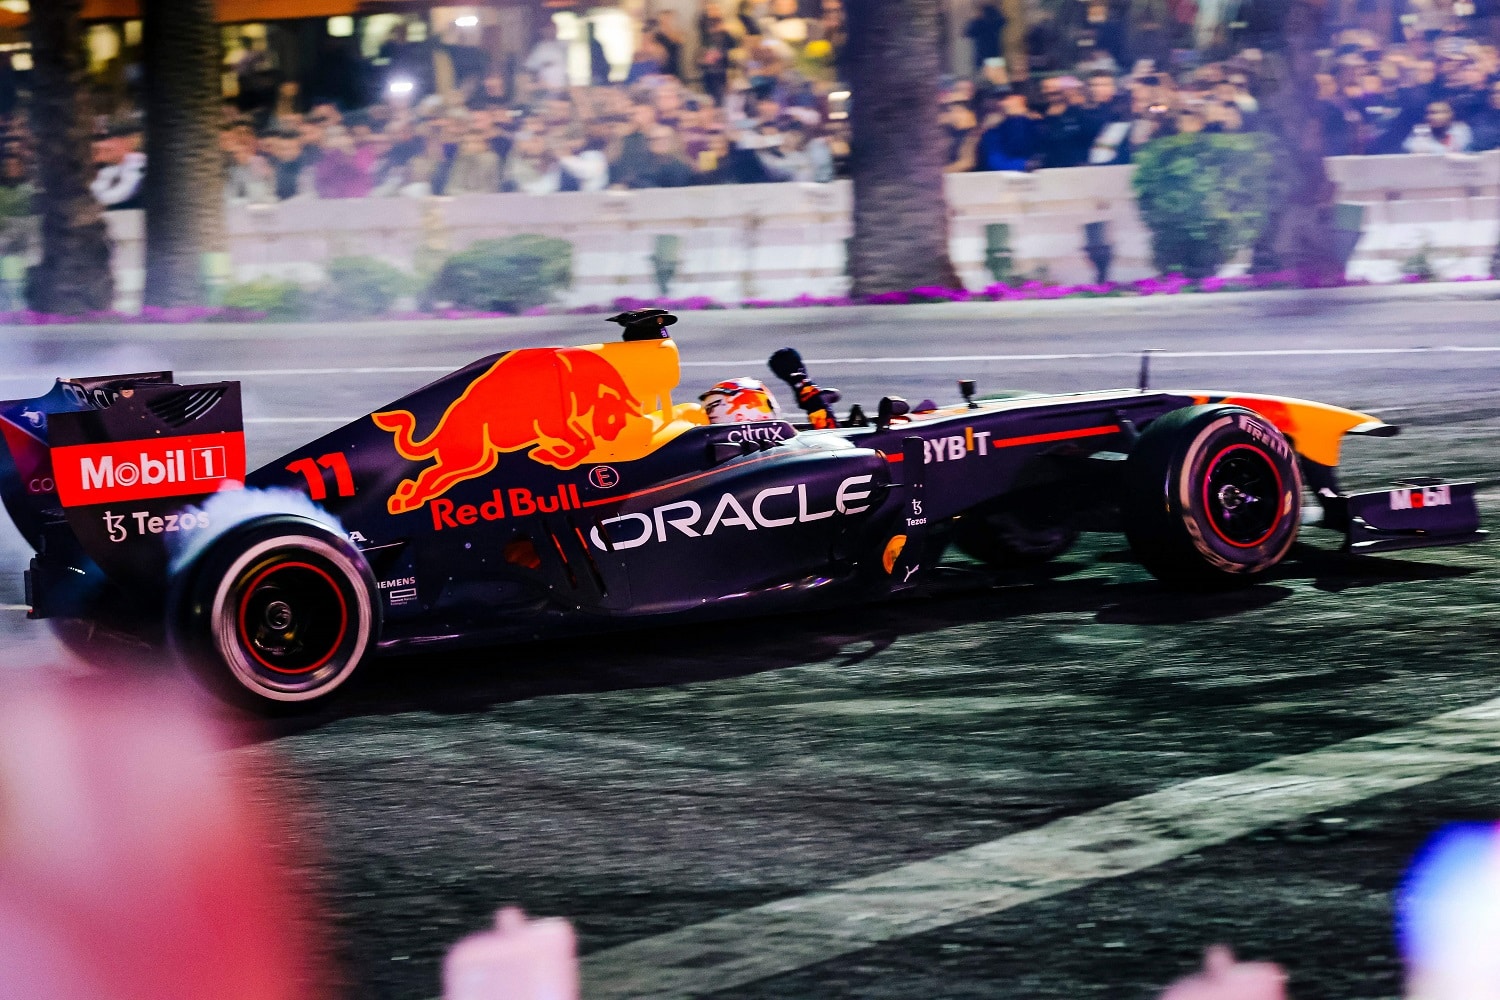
(1123, 405, 1301, 587)
(168, 515, 378, 710)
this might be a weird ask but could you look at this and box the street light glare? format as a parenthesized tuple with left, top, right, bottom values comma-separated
(455, 15, 479, 28)
(387, 78, 415, 96)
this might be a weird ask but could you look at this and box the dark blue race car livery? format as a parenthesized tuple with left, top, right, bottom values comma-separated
(0, 310, 1484, 709)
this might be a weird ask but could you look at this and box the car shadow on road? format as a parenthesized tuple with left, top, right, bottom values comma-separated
(247, 541, 1479, 742)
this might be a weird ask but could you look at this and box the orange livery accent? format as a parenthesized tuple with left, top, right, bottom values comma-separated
(374, 349, 648, 515)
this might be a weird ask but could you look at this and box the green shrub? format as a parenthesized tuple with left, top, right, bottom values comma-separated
(320, 255, 410, 318)
(1400, 243, 1438, 281)
(427, 235, 573, 312)
(1131, 133, 1276, 279)
(222, 277, 309, 321)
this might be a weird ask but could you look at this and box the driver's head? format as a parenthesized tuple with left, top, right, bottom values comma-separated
(699, 378, 781, 424)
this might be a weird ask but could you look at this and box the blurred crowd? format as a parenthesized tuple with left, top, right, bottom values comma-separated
(2, 1, 1500, 204)
(944, 20, 1500, 172)
(215, 0, 847, 202)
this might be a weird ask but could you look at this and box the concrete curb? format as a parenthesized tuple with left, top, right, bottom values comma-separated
(3, 279, 1497, 341)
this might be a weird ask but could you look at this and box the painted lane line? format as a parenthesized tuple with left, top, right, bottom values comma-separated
(581, 694, 1500, 999)
(0, 345, 1495, 387)
(0, 604, 29, 612)
(245, 417, 354, 424)
(185, 365, 455, 377)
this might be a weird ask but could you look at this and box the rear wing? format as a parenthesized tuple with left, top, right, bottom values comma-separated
(0, 372, 245, 598)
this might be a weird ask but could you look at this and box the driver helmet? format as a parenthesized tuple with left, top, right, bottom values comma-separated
(699, 378, 781, 424)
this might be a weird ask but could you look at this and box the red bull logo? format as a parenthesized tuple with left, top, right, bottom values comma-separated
(373, 348, 644, 516)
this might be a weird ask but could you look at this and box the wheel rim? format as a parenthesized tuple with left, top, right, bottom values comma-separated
(210, 537, 370, 702)
(236, 561, 349, 675)
(1201, 443, 1284, 548)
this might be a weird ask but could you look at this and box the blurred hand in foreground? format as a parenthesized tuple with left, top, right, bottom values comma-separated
(1160, 945, 1288, 1000)
(0, 680, 324, 1000)
(445, 906, 579, 1000)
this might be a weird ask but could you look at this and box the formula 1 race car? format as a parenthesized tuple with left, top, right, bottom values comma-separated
(0, 309, 1485, 709)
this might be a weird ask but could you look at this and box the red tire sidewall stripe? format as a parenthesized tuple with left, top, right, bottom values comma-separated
(1200, 442, 1284, 550)
(236, 560, 350, 675)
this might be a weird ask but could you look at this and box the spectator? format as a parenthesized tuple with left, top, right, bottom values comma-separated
(614, 126, 695, 188)
(1404, 100, 1473, 152)
(225, 136, 275, 203)
(1129, 73, 1176, 149)
(556, 129, 610, 191)
(1082, 69, 1133, 163)
(965, 4, 1007, 72)
(1036, 76, 1091, 168)
(525, 21, 570, 92)
(977, 92, 1039, 171)
(266, 81, 302, 133)
(1470, 79, 1500, 148)
(446, 131, 502, 194)
(693, 131, 737, 183)
(314, 126, 373, 198)
(400, 125, 449, 195)
(502, 130, 563, 194)
(265, 129, 312, 200)
(733, 0, 761, 40)
(90, 125, 145, 210)
(588, 28, 612, 86)
(610, 100, 658, 179)
(469, 72, 510, 111)
(940, 96, 981, 172)
(626, 36, 670, 83)
(233, 35, 279, 122)
(698, 2, 738, 104)
(765, 120, 835, 182)
(651, 12, 687, 80)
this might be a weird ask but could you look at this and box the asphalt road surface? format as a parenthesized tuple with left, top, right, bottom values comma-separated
(2, 284, 1499, 1000)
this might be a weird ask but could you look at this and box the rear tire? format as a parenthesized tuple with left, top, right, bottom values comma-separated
(1123, 405, 1301, 587)
(167, 515, 378, 710)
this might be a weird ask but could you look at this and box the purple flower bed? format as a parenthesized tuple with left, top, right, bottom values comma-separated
(0, 270, 1481, 325)
(0, 305, 270, 325)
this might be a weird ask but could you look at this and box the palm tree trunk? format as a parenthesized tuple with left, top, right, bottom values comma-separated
(142, 0, 226, 307)
(1252, 0, 1342, 279)
(845, 0, 961, 296)
(26, 0, 114, 315)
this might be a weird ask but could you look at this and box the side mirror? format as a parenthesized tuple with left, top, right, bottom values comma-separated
(876, 396, 910, 432)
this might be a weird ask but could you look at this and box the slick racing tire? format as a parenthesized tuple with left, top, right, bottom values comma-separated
(1123, 404, 1301, 587)
(167, 515, 379, 710)
(952, 507, 1079, 569)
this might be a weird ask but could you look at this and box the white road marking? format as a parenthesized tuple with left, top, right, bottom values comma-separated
(199, 345, 1500, 376)
(244, 416, 354, 424)
(0, 604, 30, 612)
(581, 694, 1500, 999)
(0, 345, 1495, 387)
(184, 365, 455, 377)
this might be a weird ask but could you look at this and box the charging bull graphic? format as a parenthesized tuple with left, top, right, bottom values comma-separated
(373, 349, 644, 516)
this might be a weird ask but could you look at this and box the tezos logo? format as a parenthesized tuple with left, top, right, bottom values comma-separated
(102, 509, 210, 543)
